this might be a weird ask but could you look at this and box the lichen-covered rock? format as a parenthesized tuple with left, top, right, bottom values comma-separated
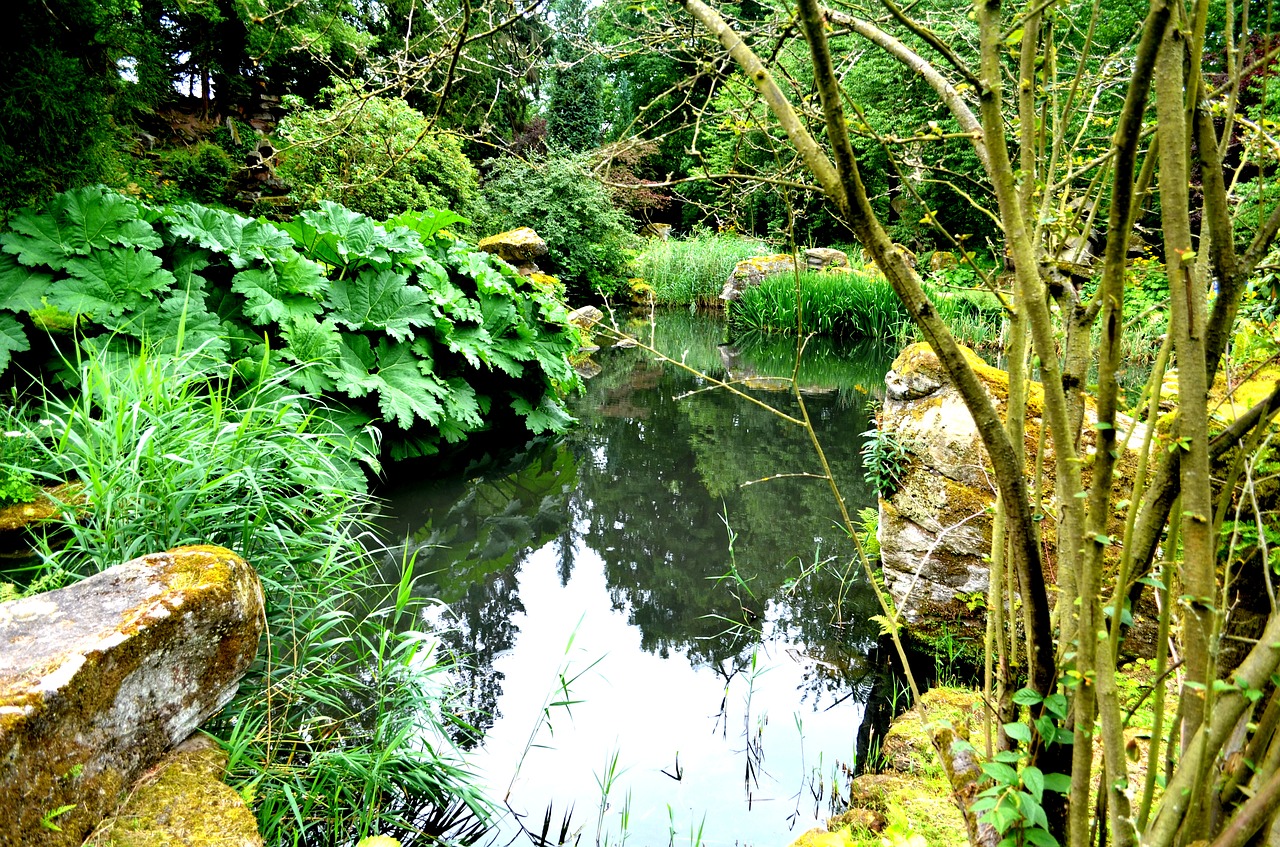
(720, 253, 795, 302)
(0, 545, 265, 846)
(805, 247, 850, 270)
(479, 227, 549, 264)
(877, 343, 1147, 646)
(0, 483, 85, 533)
(84, 736, 262, 847)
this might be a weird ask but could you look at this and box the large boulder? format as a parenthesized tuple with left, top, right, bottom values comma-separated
(875, 344, 1148, 646)
(0, 545, 265, 846)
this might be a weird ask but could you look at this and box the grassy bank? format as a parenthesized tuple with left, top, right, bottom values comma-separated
(2, 350, 490, 844)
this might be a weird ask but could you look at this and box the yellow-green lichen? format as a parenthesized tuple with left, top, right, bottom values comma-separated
(85, 743, 262, 847)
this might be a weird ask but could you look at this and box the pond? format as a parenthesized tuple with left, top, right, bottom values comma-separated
(377, 310, 905, 847)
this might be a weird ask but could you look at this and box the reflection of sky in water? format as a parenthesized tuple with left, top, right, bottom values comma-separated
(384, 312, 900, 846)
(467, 533, 864, 847)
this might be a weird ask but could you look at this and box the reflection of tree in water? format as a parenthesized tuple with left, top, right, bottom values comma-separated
(375, 313, 901, 749)
(437, 566, 524, 747)
(378, 441, 581, 746)
(569, 334, 890, 690)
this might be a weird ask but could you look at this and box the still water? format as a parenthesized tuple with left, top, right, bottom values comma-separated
(379, 311, 901, 846)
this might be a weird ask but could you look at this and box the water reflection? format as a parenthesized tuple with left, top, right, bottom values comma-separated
(379, 312, 898, 846)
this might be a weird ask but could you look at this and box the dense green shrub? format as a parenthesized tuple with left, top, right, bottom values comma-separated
(478, 153, 636, 300)
(0, 186, 581, 459)
(158, 141, 235, 202)
(278, 85, 481, 221)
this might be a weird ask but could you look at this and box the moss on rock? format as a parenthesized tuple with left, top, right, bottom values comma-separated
(85, 738, 262, 847)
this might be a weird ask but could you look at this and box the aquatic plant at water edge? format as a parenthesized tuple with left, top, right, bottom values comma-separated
(0, 186, 582, 459)
(636, 232, 770, 306)
(11, 349, 491, 843)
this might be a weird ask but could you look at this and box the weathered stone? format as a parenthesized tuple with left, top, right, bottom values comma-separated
(567, 305, 604, 331)
(929, 251, 958, 271)
(478, 227, 549, 263)
(876, 343, 1149, 646)
(85, 736, 262, 847)
(0, 545, 265, 847)
(828, 807, 887, 833)
(805, 247, 850, 270)
(720, 253, 795, 302)
(0, 483, 84, 533)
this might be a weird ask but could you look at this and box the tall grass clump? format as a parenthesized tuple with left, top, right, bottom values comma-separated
(732, 269, 1006, 349)
(731, 270, 912, 339)
(636, 232, 770, 306)
(10, 348, 491, 845)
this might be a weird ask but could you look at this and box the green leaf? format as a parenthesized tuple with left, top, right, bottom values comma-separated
(326, 335, 381, 398)
(385, 208, 471, 239)
(373, 339, 446, 429)
(0, 313, 31, 373)
(165, 204, 295, 268)
(0, 254, 51, 312)
(1022, 765, 1045, 801)
(1043, 693, 1068, 718)
(232, 267, 323, 325)
(54, 247, 175, 318)
(981, 762, 1020, 786)
(1013, 687, 1044, 706)
(1042, 772, 1072, 794)
(326, 269, 431, 341)
(60, 187, 159, 251)
(1004, 722, 1032, 745)
(511, 392, 575, 433)
(437, 377, 483, 442)
(1024, 828, 1060, 847)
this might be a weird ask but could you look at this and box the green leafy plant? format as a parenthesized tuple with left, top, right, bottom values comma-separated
(969, 687, 1073, 847)
(861, 427, 912, 499)
(0, 187, 583, 460)
(277, 84, 481, 222)
(478, 153, 637, 300)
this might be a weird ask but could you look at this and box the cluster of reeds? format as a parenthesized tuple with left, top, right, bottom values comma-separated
(731, 270, 1006, 350)
(8, 347, 490, 845)
(635, 232, 771, 306)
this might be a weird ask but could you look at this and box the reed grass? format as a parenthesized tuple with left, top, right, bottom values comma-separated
(12, 349, 491, 845)
(731, 270, 1006, 350)
(636, 233, 771, 306)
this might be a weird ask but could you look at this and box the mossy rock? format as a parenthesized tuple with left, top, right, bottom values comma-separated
(85, 739, 262, 847)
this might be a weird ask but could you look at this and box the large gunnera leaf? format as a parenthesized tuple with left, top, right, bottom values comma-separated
(165, 204, 296, 267)
(371, 340, 447, 429)
(1, 187, 159, 270)
(54, 247, 176, 319)
(0, 254, 49, 312)
(325, 269, 431, 341)
(0, 314, 30, 373)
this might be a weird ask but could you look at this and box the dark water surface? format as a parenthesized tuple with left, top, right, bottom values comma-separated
(379, 311, 901, 846)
